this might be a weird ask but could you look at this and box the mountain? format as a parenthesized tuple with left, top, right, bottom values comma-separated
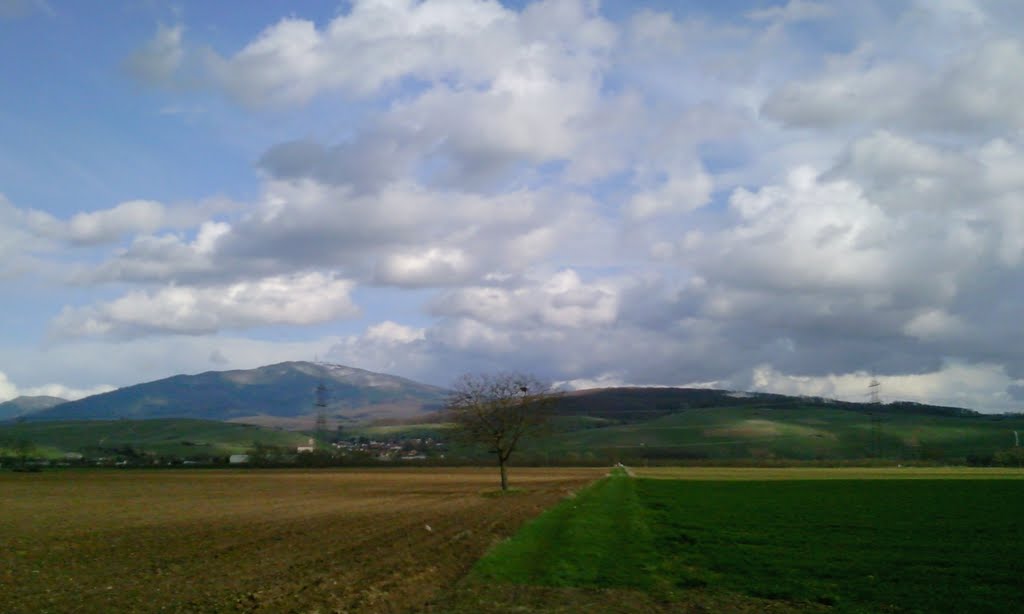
(0, 395, 68, 421)
(28, 362, 447, 425)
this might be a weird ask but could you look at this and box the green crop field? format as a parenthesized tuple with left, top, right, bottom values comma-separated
(442, 468, 1024, 613)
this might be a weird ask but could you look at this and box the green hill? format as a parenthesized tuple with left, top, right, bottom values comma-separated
(0, 419, 310, 460)
(554, 388, 980, 422)
(341, 394, 1024, 465)
(535, 403, 1024, 463)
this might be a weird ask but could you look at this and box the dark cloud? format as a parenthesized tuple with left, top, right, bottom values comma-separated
(258, 137, 412, 194)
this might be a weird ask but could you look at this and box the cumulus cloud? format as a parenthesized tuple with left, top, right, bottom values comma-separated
(182, 0, 613, 108)
(763, 38, 1024, 133)
(431, 270, 620, 329)
(627, 168, 713, 219)
(375, 247, 473, 287)
(84, 220, 229, 284)
(750, 361, 1019, 410)
(5, 194, 239, 274)
(27, 200, 166, 245)
(52, 273, 358, 338)
(238, 1, 622, 191)
(205, 1, 513, 105)
(365, 320, 426, 345)
(83, 177, 614, 291)
(16, 1, 1024, 413)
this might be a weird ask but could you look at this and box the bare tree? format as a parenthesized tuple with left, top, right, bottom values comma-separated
(446, 372, 557, 491)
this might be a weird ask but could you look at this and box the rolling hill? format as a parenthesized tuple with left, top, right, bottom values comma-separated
(553, 387, 980, 422)
(27, 362, 447, 425)
(523, 388, 1020, 462)
(538, 403, 1024, 462)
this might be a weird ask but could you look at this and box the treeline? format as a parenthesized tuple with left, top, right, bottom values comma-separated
(966, 447, 1024, 467)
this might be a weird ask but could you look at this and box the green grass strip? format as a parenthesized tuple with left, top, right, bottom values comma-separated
(470, 468, 657, 590)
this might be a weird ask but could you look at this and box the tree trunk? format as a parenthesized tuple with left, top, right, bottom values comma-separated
(499, 457, 508, 491)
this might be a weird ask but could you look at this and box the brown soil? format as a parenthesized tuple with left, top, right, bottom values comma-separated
(1, 467, 603, 613)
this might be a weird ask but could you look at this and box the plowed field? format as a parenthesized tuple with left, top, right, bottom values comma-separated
(1, 468, 603, 613)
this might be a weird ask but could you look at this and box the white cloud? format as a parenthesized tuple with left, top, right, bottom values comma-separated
(8, 195, 239, 267)
(126, 24, 184, 85)
(206, 1, 512, 105)
(750, 361, 1017, 410)
(84, 177, 613, 291)
(52, 273, 358, 338)
(85, 221, 227, 283)
(627, 168, 713, 219)
(554, 372, 628, 390)
(747, 0, 833, 24)
(0, 371, 17, 402)
(11, 0, 1024, 415)
(190, 0, 614, 108)
(763, 38, 1024, 133)
(704, 166, 892, 293)
(19, 382, 116, 401)
(762, 59, 922, 129)
(432, 270, 619, 329)
(0, 370, 114, 403)
(29, 200, 166, 245)
(365, 321, 425, 345)
(903, 309, 965, 341)
(375, 247, 473, 286)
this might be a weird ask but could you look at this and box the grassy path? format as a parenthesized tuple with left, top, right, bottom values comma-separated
(470, 468, 655, 589)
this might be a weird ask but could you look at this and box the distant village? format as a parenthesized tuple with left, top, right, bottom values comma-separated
(229, 435, 448, 466)
(3, 434, 450, 469)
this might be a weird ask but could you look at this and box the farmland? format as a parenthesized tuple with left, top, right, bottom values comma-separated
(6, 466, 1024, 613)
(448, 467, 1024, 613)
(1, 467, 602, 613)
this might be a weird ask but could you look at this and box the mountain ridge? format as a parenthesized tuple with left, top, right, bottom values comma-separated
(20, 361, 994, 428)
(28, 361, 447, 425)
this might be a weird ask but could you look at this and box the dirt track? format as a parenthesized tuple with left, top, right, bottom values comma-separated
(1, 467, 603, 613)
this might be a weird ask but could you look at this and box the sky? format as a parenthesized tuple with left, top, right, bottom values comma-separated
(2, 0, 1024, 412)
